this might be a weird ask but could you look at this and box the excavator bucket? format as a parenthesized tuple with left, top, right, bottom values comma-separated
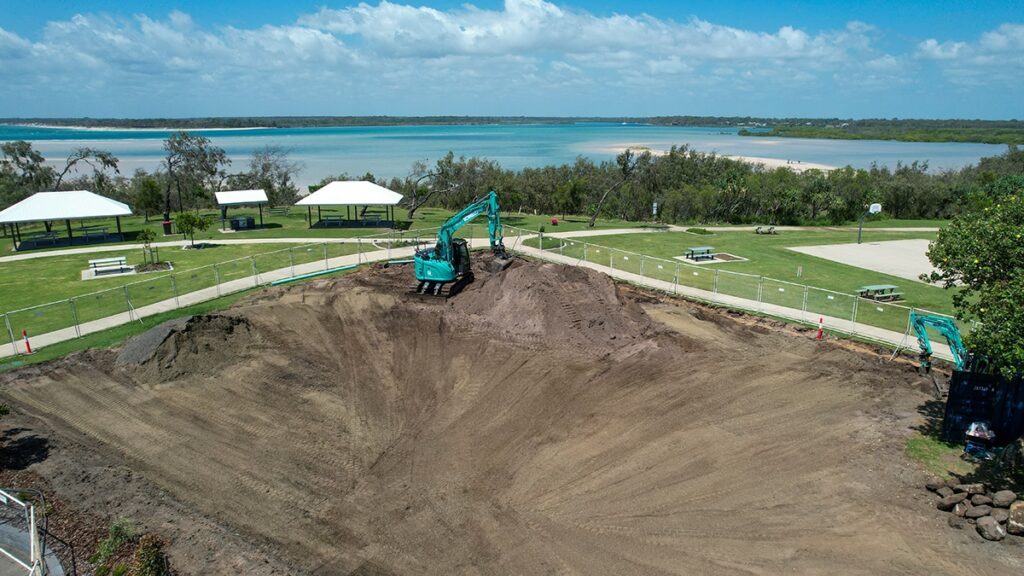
(487, 255, 513, 274)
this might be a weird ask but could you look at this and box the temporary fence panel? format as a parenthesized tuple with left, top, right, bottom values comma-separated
(125, 275, 176, 310)
(642, 258, 677, 284)
(171, 266, 216, 297)
(855, 298, 912, 334)
(760, 278, 807, 313)
(611, 249, 644, 276)
(253, 249, 293, 281)
(714, 269, 761, 301)
(674, 264, 715, 292)
(805, 287, 857, 324)
(5, 301, 75, 343)
(71, 288, 130, 325)
(216, 257, 253, 285)
(583, 244, 612, 268)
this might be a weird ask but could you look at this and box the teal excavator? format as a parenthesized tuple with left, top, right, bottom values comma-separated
(413, 190, 512, 297)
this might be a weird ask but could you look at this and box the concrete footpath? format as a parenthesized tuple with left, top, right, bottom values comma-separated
(0, 232, 946, 362)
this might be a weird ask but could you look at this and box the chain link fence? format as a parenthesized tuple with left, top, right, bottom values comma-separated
(515, 229, 961, 349)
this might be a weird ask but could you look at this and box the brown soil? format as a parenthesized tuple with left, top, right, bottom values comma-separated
(1, 257, 1020, 575)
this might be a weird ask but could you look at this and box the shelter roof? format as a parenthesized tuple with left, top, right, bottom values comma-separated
(0, 190, 132, 224)
(215, 189, 268, 206)
(296, 181, 402, 206)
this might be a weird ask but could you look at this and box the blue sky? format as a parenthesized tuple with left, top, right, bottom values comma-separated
(1, 0, 1021, 118)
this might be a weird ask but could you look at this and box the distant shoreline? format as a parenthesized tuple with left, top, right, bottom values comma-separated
(2, 116, 1019, 145)
(587, 143, 837, 172)
(6, 123, 270, 132)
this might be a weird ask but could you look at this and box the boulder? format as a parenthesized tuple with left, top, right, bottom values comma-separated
(991, 508, 1009, 524)
(926, 476, 946, 491)
(1008, 501, 1024, 536)
(936, 486, 954, 498)
(954, 483, 986, 495)
(991, 490, 1017, 508)
(976, 516, 1006, 541)
(971, 494, 993, 506)
(948, 515, 966, 529)
(937, 493, 968, 511)
(953, 501, 971, 517)
(965, 505, 992, 519)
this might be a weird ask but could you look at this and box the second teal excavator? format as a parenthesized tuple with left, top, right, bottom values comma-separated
(413, 190, 512, 297)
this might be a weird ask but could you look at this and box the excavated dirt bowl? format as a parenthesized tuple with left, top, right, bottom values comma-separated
(2, 257, 1018, 575)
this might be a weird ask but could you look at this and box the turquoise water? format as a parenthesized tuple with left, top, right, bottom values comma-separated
(0, 123, 1006, 189)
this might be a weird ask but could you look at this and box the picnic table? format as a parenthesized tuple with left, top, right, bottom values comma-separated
(88, 256, 130, 275)
(685, 246, 714, 261)
(26, 230, 59, 245)
(82, 227, 108, 241)
(857, 284, 903, 302)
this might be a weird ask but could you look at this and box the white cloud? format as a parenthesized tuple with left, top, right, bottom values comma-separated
(916, 23, 1024, 86)
(0, 1, 1018, 117)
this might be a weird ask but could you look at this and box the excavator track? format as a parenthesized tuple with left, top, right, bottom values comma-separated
(409, 273, 474, 300)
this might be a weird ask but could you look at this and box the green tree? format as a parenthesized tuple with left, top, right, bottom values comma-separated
(229, 146, 302, 206)
(131, 173, 164, 222)
(926, 176, 1024, 377)
(174, 212, 209, 247)
(137, 228, 157, 264)
(52, 147, 120, 190)
(161, 132, 230, 219)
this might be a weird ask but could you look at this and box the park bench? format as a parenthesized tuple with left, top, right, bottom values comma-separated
(685, 246, 714, 261)
(755, 226, 776, 235)
(88, 256, 130, 275)
(267, 207, 289, 217)
(857, 284, 903, 302)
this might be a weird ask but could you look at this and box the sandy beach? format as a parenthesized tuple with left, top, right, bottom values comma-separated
(590, 142, 837, 172)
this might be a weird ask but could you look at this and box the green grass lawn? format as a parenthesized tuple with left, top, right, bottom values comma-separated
(0, 241, 361, 338)
(531, 227, 960, 333)
(0, 264, 364, 372)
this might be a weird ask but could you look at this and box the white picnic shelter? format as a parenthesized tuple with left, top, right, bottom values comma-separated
(0, 190, 132, 251)
(215, 189, 269, 229)
(296, 181, 402, 228)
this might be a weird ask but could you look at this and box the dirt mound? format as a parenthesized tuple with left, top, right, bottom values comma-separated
(451, 261, 657, 356)
(117, 314, 259, 381)
(1, 259, 1017, 575)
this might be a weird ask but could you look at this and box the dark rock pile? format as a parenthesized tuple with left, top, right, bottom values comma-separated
(927, 477, 1023, 542)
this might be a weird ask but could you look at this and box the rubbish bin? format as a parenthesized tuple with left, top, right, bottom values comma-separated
(162, 220, 173, 234)
(230, 216, 255, 231)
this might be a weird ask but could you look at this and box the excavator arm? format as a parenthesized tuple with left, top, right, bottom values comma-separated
(910, 310, 970, 371)
(432, 190, 506, 261)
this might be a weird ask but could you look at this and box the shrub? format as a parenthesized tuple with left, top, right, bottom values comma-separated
(128, 534, 170, 576)
(686, 227, 712, 235)
(90, 519, 134, 566)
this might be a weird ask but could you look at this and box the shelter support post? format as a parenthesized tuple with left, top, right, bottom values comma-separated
(259, 204, 264, 227)
(318, 206, 322, 225)
(307, 206, 312, 228)
(116, 216, 122, 238)
(65, 219, 73, 244)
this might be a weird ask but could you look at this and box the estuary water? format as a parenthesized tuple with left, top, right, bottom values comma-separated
(0, 123, 1007, 189)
